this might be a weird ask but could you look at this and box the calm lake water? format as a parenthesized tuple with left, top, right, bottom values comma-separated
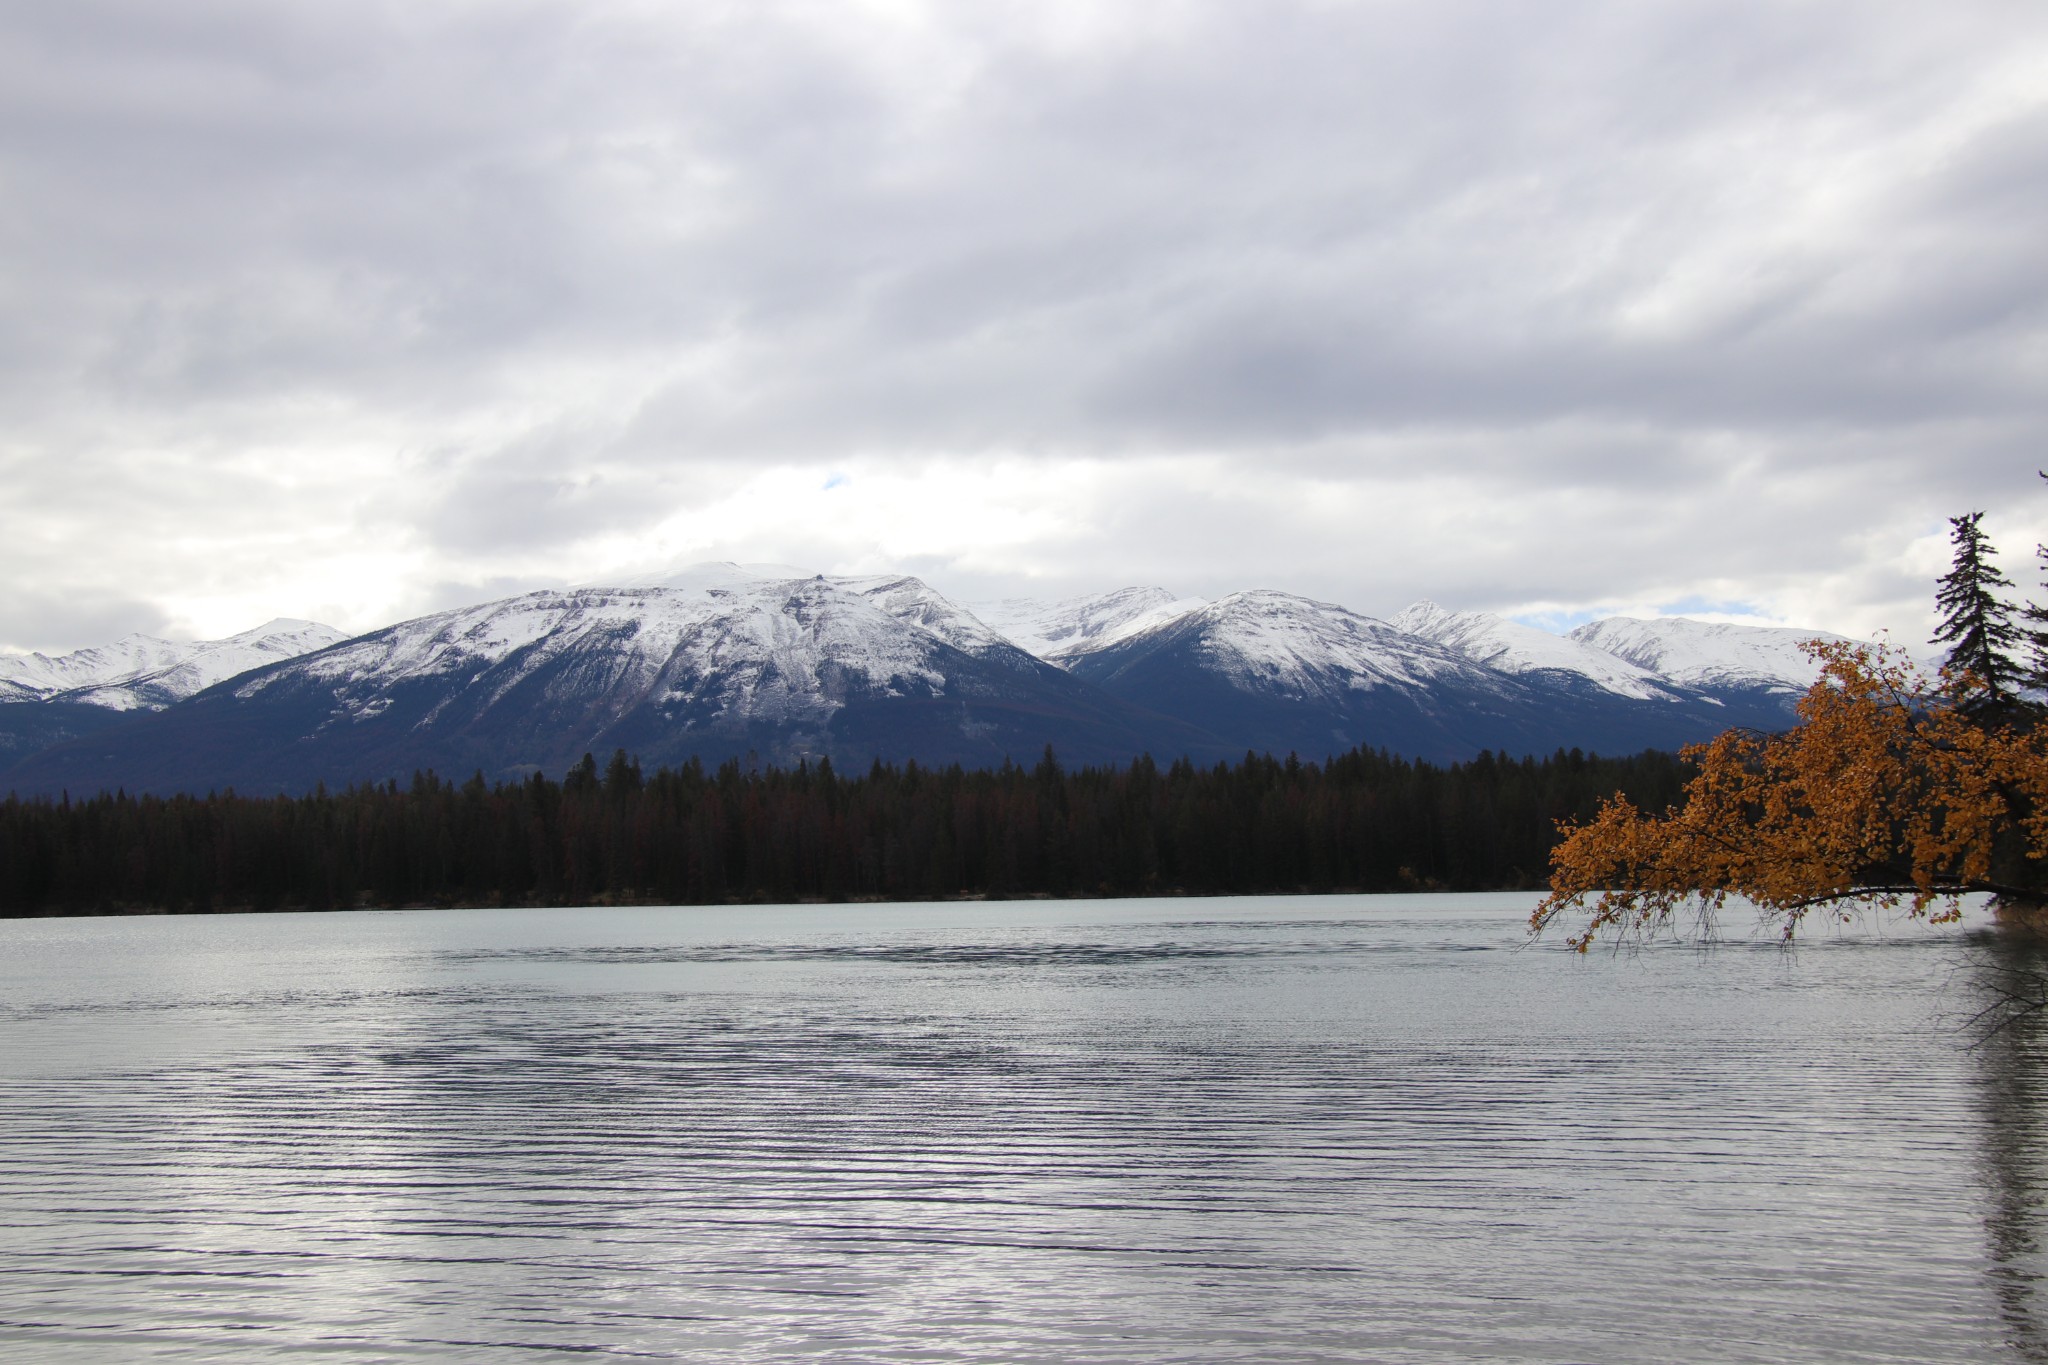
(2, 893, 2043, 1362)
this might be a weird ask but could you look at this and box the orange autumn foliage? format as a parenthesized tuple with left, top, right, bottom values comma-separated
(1532, 641, 2048, 951)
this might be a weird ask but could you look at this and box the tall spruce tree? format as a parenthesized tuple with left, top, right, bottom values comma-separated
(1932, 510, 2022, 714)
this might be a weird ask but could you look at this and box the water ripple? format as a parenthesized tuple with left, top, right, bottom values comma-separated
(0, 895, 2034, 1362)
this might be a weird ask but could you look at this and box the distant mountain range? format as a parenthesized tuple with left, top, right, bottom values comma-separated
(0, 618, 348, 710)
(0, 565, 1865, 796)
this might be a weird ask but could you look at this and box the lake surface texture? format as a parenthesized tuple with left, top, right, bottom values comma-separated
(2, 894, 2042, 1362)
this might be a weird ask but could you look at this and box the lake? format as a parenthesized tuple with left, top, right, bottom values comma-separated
(1, 893, 2041, 1362)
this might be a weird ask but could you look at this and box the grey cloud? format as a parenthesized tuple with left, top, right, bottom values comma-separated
(422, 418, 647, 555)
(5, 0, 2042, 442)
(427, 472, 648, 557)
(0, 590, 173, 656)
(1, 0, 2044, 646)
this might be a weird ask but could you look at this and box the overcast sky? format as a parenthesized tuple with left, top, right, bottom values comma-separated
(2, 0, 2044, 653)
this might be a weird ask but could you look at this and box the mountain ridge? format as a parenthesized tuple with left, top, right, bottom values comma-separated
(4, 575, 1233, 795)
(0, 618, 348, 710)
(1, 567, 1873, 795)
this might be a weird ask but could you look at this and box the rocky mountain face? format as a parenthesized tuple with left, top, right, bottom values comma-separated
(3, 567, 1864, 796)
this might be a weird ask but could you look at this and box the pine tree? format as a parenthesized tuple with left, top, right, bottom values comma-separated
(1932, 510, 2023, 713)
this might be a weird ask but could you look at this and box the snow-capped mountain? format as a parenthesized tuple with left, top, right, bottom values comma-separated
(1566, 616, 1854, 694)
(1098, 591, 1486, 697)
(0, 634, 189, 703)
(620, 563, 1033, 660)
(8, 573, 1227, 796)
(838, 574, 1024, 659)
(1063, 590, 1687, 761)
(971, 587, 1208, 665)
(4, 567, 1880, 796)
(1058, 590, 1830, 761)
(1392, 602, 1682, 702)
(261, 580, 962, 729)
(0, 618, 347, 710)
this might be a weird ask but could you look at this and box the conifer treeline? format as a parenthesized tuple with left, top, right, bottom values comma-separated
(0, 745, 1691, 917)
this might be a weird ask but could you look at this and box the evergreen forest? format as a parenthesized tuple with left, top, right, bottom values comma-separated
(0, 745, 1688, 917)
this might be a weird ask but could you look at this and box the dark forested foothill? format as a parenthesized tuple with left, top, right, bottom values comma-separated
(0, 745, 1691, 917)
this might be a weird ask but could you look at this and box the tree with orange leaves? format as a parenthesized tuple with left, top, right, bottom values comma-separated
(1531, 641, 2048, 951)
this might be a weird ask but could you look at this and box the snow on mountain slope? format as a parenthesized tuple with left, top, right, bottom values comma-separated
(0, 619, 348, 711)
(0, 634, 194, 697)
(613, 568, 1206, 667)
(12, 570, 1239, 794)
(1068, 590, 1495, 706)
(836, 574, 1019, 658)
(1160, 591, 1500, 698)
(1064, 588, 1677, 762)
(1067, 590, 1828, 761)
(256, 576, 986, 731)
(1568, 616, 1855, 693)
(972, 587, 1209, 664)
(613, 562, 1022, 660)
(1392, 601, 1680, 701)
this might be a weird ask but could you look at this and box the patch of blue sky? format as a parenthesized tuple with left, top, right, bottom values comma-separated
(1510, 608, 1604, 634)
(1512, 596, 1778, 634)
(1654, 595, 1780, 624)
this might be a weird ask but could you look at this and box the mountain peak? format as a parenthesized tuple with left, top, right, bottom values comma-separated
(970, 586, 1207, 664)
(1395, 602, 1678, 701)
(1390, 600, 1454, 634)
(0, 618, 350, 712)
(1567, 616, 1850, 693)
(1145, 589, 1483, 699)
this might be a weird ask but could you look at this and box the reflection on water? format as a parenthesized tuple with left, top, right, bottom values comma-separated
(449, 922, 1499, 967)
(1969, 931, 2048, 1362)
(0, 894, 2035, 1362)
